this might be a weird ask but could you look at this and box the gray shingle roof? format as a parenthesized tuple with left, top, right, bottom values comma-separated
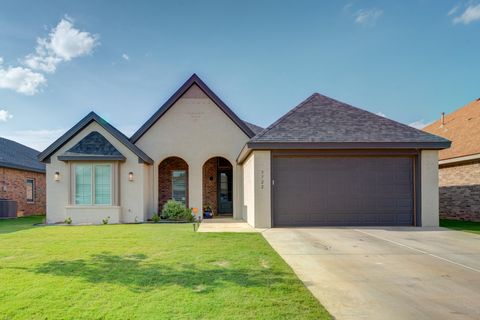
(0, 137, 45, 173)
(57, 131, 126, 161)
(243, 121, 263, 135)
(38, 112, 153, 164)
(249, 93, 450, 147)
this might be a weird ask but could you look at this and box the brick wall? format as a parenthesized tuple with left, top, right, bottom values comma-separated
(203, 158, 218, 215)
(158, 157, 188, 213)
(439, 160, 480, 221)
(0, 167, 46, 216)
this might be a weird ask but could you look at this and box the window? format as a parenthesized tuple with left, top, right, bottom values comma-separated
(75, 164, 112, 205)
(26, 179, 35, 203)
(172, 170, 186, 204)
(95, 165, 112, 205)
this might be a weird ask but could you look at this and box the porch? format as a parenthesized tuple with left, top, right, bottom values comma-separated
(157, 156, 235, 218)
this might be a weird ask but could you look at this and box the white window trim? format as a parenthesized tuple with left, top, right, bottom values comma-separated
(73, 163, 113, 206)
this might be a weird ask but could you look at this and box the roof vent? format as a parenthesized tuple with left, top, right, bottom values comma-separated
(441, 112, 445, 127)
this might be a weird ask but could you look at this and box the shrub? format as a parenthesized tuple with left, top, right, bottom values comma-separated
(64, 217, 72, 225)
(152, 213, 160, 223)
(102, 216, 110, 225)
(162, 200, 193, 221)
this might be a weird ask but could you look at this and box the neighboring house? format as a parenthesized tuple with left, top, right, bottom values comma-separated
(38, 74, 450, 227)
(0, 138, 46, 216)
(423, 98, 480, 221)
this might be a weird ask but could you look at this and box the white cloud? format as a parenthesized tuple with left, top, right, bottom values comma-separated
(453, 4, 480, 24)
(355, 8, 383, 26)
(0, 17, 99, 95)
(0, 63, 46, 95)
(122, 53, 130, 61)
(2, 128, 65, 151)
(448, 5, 459, 16)
(24, 17, 99, 73)
(376, 112, 386, 117)
(409, 120, 432, 130)
(0, 110, 13, 122)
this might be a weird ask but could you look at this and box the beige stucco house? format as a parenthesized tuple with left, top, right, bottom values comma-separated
(38, 74, 450, 228)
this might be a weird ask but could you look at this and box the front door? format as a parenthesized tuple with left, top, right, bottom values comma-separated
(217, 170, 233, 214)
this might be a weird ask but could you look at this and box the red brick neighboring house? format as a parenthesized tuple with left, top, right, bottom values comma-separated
(0, 137, 46, 216)
(423, 98, 480, 221)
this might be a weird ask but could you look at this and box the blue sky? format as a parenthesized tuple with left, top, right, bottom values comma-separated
(0, 0, 479, 150)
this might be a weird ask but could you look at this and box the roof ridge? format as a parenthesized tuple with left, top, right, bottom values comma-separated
(314, 94, 451, 142)
(130, 74, 255, 142)
(252, 93, 320, 140)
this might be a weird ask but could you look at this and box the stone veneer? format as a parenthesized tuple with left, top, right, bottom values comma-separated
(439, 160, 480, 221)
(0, 167, 46, 216)
(158, 157, 188, 213)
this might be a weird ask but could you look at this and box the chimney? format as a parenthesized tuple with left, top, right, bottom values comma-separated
(441, 112, 445, 126)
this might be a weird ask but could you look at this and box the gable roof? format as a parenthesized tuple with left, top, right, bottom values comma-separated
(0, 137, 45, 173)
(57, 131, 126, 161)
(248, 93, 450, 149)
(130, 74, 255, 143)
(423, 98, 480, 161)
(38, 112, 153, 164)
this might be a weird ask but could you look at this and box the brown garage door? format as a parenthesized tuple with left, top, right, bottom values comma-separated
(272, 156, 414, 226)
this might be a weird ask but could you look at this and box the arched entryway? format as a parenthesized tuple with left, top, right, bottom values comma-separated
(158, 157, 188, 213)
(202, 157, 233, 216)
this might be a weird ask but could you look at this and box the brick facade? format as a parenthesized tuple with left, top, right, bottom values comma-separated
(0, 167, 46, 216)
(439, 160, 480, 221)
(158, 157, 188, 213)
(203, 158, 218, 215)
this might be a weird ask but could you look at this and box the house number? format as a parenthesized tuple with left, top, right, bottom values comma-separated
(260, 170, 264, 190)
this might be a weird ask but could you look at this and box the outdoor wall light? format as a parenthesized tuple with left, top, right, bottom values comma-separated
(54, 172, 60, 181)
(128, 172, 134, 181)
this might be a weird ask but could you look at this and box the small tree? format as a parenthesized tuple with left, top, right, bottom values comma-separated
(162, 200, 193, 221)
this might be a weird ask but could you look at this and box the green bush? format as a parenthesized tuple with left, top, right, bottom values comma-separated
(102, 216, 110, 225)
(162, 200, 193, 221)
(152, 213, 160, 223)
(64, 217, 72, 225)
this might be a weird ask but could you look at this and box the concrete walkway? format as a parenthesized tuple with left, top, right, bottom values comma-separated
(197, 217, 262, 232)
(263, 227, 480, 320)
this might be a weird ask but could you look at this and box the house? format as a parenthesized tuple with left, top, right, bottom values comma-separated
(423, 98, 480, 221)
(0, 137, 46, 216)
(38, 74, 450, 227)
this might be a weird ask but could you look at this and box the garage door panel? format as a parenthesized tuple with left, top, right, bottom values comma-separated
(273, 156, 414, 226)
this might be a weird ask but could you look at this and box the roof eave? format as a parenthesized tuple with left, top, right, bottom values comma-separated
(439, 153, 480, 166)
(246, 141, 452, 150)
(57, 155, 127, 162)
(236, 143, 252, 164)
(0, 162, 46, 174)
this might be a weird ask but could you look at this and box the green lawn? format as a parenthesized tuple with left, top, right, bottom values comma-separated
(0, 217, 330, 320)
(440, 219, 480, 235)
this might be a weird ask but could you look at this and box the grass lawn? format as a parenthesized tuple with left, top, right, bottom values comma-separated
(440, 219, 480, 235)
(0, 217, 330, 320)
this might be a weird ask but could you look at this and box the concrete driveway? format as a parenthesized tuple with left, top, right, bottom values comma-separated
(263, 227, 480, 320)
